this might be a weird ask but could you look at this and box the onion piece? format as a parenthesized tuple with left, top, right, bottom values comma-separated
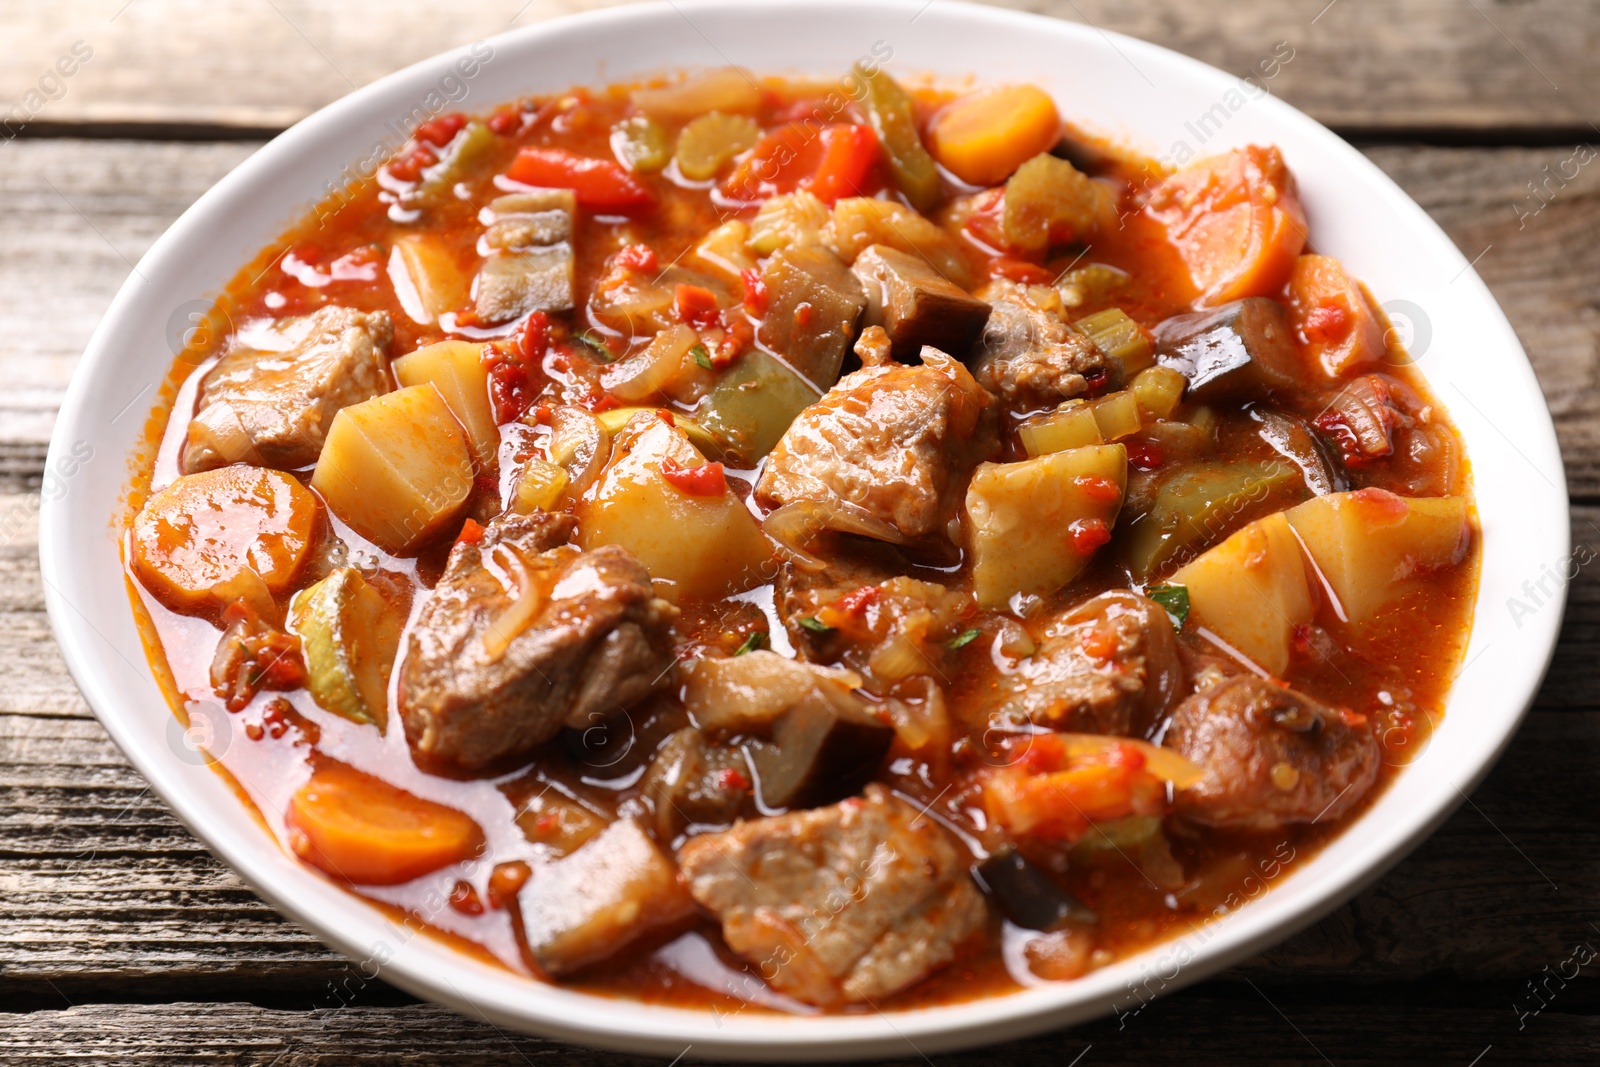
(1057, 733, 1206, 789)
(483, 548, 544, 661)
(761, 498, 909, 571)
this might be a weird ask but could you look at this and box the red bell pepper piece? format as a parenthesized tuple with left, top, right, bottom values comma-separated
(805, 123, 879, 204)
(658, 457, 727, 497)
(505, 147, 655, 212)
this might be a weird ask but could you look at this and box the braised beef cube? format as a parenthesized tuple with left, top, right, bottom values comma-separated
(749, 695, 895, 810)
(515, 818, 695, 975)
(183, 305, 392, 473)
(1154, 297, 1298, 402)
(1164, 672, 1379, 830)
(397, 511, 678, 771)
(639, 727, 754, 842)
(475, 246, 575, 323)
(851, 244, 991, 362)
(973, 847, 1097, 930)
(989, 591, 1185, 739)
(972, 280, 1107, 408)
(678, 785, 987, 1006)
(756, 348, 995, 542)
(756, 245, 867, 389)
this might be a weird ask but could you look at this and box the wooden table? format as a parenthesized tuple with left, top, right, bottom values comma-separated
(3, 2, 1597, 1062)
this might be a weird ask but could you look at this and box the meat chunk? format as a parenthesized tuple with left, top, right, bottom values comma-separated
(756, 245, 867, 389)
(990, 591, 1185, 738)
(183, 305, 392, 473)
(516, 818, 696, 974)
(1164, 673, 1379, 829)
(678, 785, 987, 1006)
(756, 348, 995, 542)
(397, 511, 678, 771)
(639, 727, 755, 842)
(1154, 297, 1298, 403)
(972, 280, 1106, 409)
(851, 244, 991, 362)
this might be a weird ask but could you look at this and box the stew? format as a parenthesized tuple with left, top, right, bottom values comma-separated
(124, 65, 1477, 1012)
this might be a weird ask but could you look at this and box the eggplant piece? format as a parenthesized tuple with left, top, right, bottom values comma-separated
(475, 246, 574, 323)
(1253, 408, 1347, 496)
(639, 727, 754, 841)
(748, 696, 895, 810)
(514, 818, 696, 975)
(973, 846, 1098, 930)
(1154, 297, 1298, 402)
(693, 349, 821, 465)
(756, 245, 867, 390)
(474, 190, 577, 323)
(851, 244, 992, 363)
(1121, 457, 1304, 579)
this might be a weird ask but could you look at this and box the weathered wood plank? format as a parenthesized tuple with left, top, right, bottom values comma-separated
(5, 139, 1597, 497)
(3, 0, 1597, 135)
(2, 993, 1596, 1066)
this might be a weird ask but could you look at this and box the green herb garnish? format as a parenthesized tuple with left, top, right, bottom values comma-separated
(1147, 583, 1190, 630)
(734, 630, 769, 655)
(798, 616, 833, 634)
(572, 331, 612, 361)
(947, 628, 982, 650)
(690, 343, 713, 370)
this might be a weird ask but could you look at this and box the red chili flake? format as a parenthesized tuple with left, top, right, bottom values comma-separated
(717, 317, 753, 365)
(487, 105, 522, 136)
(517, 310, 551, 363)
(448, 879, 485, 916)
(717, 768, 751, 791)
(487, 861, 532, 910)
(655, 408, 676, 427)
(592, 394, 621, 413)
(675, 283, 722, 328)
(615, 243, 659, 273)
(1082, 366, 1110, 395)
(534, 812, 561, 834)
(244, 721, 265, 742)
(456, 518, 485, 546)
(794, 301, 814, 327)
(414, 113, 467, 147)
(740, 268, 769, 317)
(1069, 517, 1112, 554)
(832, 584, 882, 618)
(530, 403, 553, 425)
(989, 257, 1054, 284)
(659, 456, 727, 497)
(1126, 441, 1166, 471)
(1339, 708, 1370, 730)
(1073, 474, 1123, 504)
(1302, 301, 1350, 345)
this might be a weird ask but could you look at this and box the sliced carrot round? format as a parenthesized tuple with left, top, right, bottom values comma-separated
(286, 762, 485, 885)
(1147, 145, 1307, 306)
(132, 465, 318, 612)
(928, 84, 1061, 187)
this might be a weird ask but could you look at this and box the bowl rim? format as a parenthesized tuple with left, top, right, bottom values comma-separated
(39, 0, 1569, 1059)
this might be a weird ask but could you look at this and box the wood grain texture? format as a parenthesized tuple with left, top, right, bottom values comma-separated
(1, 0, 1597, 136)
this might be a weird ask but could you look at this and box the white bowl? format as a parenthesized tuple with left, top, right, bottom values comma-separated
(40, 0, 1568, 1058)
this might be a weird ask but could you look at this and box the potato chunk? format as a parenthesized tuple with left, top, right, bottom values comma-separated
(578, 416, 772, 600)
(1285, 489, 1471, 623)
(965, 444, 1127, 610)
(1171, 512, 1313, 677)
(132, 465, 318, 613)
(311, 384, 474, 555)
(392, 340, 499, 468)
(388, 234, 468, 325)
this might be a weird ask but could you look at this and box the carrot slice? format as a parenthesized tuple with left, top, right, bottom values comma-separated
(1146, 145, 1307, 306)
(132, 465, 318, 612)
(928, 84, 1061, 187)
(1286, 254, 1387, 376)
(286, 762, 484, 885)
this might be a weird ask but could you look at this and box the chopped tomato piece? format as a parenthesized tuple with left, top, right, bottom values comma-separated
(615, 243, 659, 273)
(506, 147, 655, 212)
(659, 456, 727, 497)
(414, 113, 467, 147)
(1069, 517, 1112, 554)
(989, 256, 1055, 284)
(806, 123, 880, 204)
(1146, 145, 1306, 305)
(674, 283, 722, 328)
(740, 268, 769, 317)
